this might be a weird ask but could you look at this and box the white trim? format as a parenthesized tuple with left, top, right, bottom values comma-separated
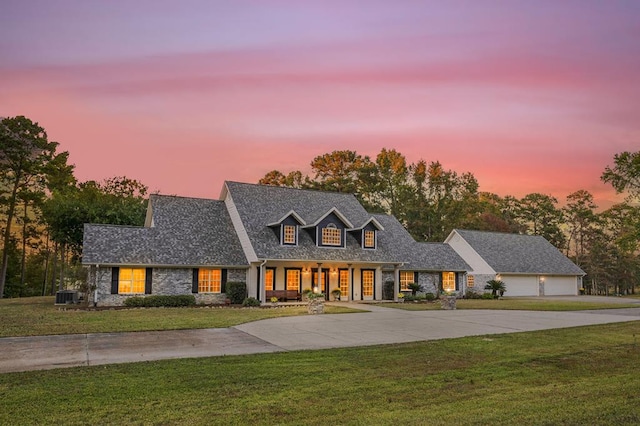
(223, 183, 258, 262)
(267, 210, 306, 227)
(303, 207, 354, 229)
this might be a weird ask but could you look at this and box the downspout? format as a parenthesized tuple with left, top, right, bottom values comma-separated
(94, 264, 99, 307)
(258, 259, 267, 303)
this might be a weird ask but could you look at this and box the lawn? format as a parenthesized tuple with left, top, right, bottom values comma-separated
(0, 321, 638, 425)
(0, 297, 362, 338)
(386, 298, 640, 311)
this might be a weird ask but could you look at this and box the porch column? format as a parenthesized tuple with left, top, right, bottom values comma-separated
(258, 262, 266, 303)
(347, 263, 353, 301)
(316, 262, 323, 299)
(393, 264, 400, 302)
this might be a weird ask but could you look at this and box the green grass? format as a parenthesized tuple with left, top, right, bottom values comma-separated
(1, 321, 639, 425)
(386, 298, 640, 311)
(0, 297, 362, 338)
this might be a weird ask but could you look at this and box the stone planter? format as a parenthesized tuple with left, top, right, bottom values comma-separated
(440, 295, 457, 310)
(307, 298, 325, 314)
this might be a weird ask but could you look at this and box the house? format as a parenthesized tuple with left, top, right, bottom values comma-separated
(82, 181, 469, 306)
(445, 229, 585, 296)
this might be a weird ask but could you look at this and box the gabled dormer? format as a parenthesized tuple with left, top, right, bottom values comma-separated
(267, 210, 305, 246)
(348, 217, 384, 250)
(303, 208, 353, 249)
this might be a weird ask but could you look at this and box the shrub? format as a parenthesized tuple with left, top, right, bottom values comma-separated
(408, 282, 423, 296)
(463, 292, 483, 299)
(481, 292, 495, 300)
(124, 295, 196, 308)
(242, 297, 261, 307)
(226, 282, 247, 304)
(424, 292, 436, 301)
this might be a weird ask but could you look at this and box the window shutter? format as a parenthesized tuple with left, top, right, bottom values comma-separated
(221, 269, 228, 293)
(414, 272, 419, 286)
(111, 267, 119, 294)
(145, 268, 153, 294)
(192, 269, 199, 293)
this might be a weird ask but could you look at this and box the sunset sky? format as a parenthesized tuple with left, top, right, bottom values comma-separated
(2, 0, 639, 208)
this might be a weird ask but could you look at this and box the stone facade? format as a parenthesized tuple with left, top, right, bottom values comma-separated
(87, 266, 247, 307)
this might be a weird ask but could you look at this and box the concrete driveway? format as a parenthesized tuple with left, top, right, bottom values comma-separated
(1, 301, 639, 374)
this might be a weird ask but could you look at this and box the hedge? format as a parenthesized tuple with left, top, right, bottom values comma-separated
(124, 295, 196, 308)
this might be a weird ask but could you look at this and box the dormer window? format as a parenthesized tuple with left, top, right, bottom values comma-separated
(321, 223, 342, 246)
(282, 224, 297, 245)
(363, 229, 376, 249)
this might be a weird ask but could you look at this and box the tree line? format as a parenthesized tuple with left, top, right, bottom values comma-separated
(1, 116, 638, 298)
(0, 116, 148, 298)
(260, 149, 640, 295)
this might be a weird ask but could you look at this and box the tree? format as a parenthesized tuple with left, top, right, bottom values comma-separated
(601, 151, 640, 200)
(517, 193, 565, 248)
(42, 177, 148, 260)
(0, 116, 72, 298)
(484, 279, 506, 299)
(563, 190, 597, 265)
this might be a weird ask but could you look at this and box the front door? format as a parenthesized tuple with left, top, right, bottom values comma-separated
(361, 269, 375, 300)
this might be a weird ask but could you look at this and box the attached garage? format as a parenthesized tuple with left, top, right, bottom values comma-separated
(446, 230, 585, 298)
(543, 276, 579, 296)
(500, 275, 539, 297)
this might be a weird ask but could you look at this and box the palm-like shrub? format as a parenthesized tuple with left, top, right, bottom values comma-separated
(484, 280, 506, 299)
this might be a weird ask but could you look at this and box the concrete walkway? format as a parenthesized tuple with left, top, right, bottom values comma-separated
(1, 300, 639, 373)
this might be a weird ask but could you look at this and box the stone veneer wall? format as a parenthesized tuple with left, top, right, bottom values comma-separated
(87, 266, 247, 307)
(468, 274, 495, 295)
(381, 270, 440, 297)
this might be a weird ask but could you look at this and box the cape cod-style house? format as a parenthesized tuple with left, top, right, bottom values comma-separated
(82, 181, 470, 306)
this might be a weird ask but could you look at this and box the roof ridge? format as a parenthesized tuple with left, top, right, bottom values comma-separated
(225, 180, 360, 198)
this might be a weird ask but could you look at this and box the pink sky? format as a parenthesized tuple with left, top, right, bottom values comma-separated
(2, 0, 639, 209)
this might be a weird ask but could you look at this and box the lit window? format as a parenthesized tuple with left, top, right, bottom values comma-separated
(321, 223, 342, 246)
(442, 272, 456, 293)
(119, 268, 145, 294)
(265, 269, 274, 291)
(467, 275, 475, 288)
(339, 270, 349, 299)
(283, 225, 297, 245)
(199, 269, 222, 293)
(286, 269, 300, 291)
(362, 270, 374, 296)
(400, 271, 414, 291)
(363, 230, 375, 248)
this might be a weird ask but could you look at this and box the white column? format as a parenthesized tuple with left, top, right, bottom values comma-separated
(394, 264, 400, 302)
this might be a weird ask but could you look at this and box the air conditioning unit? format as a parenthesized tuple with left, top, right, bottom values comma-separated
(55, 290, 78, 305)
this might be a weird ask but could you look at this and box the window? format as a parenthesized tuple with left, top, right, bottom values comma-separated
(400, 271, 414, 291)
(321, 223, 342, 246)
(467, 275, 474, 288)
(199, 269, 222, 293)
(442, 272, 456, 293)
(339, 269, 349, 299)
(119, 268, 146, 294)
(363, 230, 375, 248)
(362, 270, 374, 297)
(264, 268, 274, 291)
(286, 269, 301, 291)
(283, 225, 297, 245)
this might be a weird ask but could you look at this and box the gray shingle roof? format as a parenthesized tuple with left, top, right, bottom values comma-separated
(226, 182, 408, 263)
(454, 229, 585, 275)
(82, 195, 247, 267)
(372, 214, 469, 271)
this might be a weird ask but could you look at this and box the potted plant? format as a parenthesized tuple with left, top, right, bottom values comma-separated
(331, 289, 342, 301)
(397, 293, 405, 303)
(270, 296, 279, 306)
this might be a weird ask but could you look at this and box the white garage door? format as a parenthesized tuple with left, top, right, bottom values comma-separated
(501, 275, 538, 297)
(544, 276, 578, 296)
